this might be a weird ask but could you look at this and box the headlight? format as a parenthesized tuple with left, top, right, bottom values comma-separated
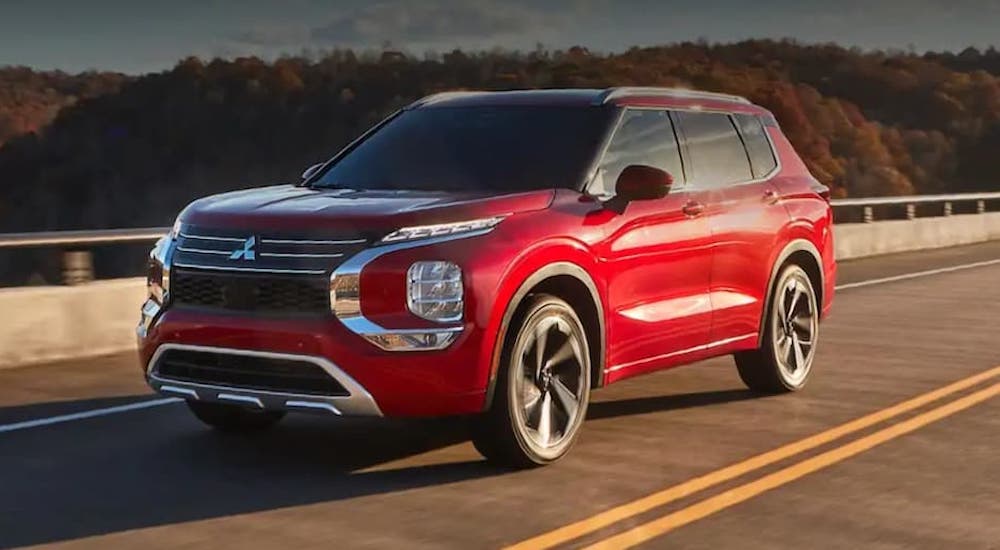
(407, 261, 463, 322)
(381, 216, 507, 243)
(147, 235, 172, 304)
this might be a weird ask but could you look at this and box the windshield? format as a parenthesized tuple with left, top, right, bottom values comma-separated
(312, 105, 616, 192)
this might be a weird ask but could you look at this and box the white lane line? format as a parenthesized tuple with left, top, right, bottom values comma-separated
(3, 256, 999, 435)
(0, 397, 181, 434)
(836, 258, 1000, 290)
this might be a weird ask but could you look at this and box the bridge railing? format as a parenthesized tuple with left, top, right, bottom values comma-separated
(2, 192, 1000, 285)
(0, 227, 169, 249)
(831, 191, 1000, 223)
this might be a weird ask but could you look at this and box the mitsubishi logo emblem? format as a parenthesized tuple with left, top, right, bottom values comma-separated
(229, 236, 257, 261)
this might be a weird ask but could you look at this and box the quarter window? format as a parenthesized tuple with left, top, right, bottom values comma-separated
(734, 114, 778, 178)
(673, 111, 752, 187)
(591, 109, 684, 198)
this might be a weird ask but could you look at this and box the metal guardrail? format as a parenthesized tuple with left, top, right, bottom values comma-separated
(830, 191, 1000, 223)
(831, 192, 1000, 207)
(0, 227, 168, 249)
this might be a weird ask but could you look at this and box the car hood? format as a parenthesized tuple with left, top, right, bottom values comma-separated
(179, 184, 555, 234)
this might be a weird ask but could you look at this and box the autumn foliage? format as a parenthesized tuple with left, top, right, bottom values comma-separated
(0, 67, 126, 148)
(2, 40, 1000, 237)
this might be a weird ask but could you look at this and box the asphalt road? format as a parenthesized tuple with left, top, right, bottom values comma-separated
(2, 241, 1000, 549)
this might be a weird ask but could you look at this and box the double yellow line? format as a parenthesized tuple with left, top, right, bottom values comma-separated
(507, 365, 1000, 550)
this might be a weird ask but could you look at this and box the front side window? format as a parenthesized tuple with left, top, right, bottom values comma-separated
(312, 106, 616, 193)
(734, 114, 778, 178)
(590, 109, 684, 198)
(673, 111, 752, 188)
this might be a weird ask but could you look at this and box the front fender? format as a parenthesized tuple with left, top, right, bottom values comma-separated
(479, 240, 607, 411)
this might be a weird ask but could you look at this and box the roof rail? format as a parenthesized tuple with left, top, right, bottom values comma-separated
(407, 91, 487, 109)
(596, 87, 751, 105)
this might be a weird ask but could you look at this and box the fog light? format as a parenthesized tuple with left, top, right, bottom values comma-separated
(362, 329, 460, 351)
(407, 261, 463, 322)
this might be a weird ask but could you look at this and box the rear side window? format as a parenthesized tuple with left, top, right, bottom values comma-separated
(673, 111, 752, 188)
(734, 114, 778, 178)
(591, 109, 684, 198)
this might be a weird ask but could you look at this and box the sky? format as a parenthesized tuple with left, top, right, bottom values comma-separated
(2, 0, 1000, 74)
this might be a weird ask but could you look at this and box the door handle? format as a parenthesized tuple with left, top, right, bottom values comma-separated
(682, 200, 705, 217)
(763, 189, 781, 205)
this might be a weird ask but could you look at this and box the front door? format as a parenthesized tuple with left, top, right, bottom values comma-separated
(592, 108, 715, 381)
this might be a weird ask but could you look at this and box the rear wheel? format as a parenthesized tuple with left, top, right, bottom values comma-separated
(186, 401, 285, 433)
(473, 295, 591, 468)
(735, 264, 819, 393)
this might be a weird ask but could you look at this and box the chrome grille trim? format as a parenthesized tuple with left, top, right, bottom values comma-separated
(259, 252, 345, 259)
(171, 227, 369, 276)
(176, 246, 232, 255)
(261, 238, 367, 245)
(178, 232, 245, 242)
(172, 262, 327, 275)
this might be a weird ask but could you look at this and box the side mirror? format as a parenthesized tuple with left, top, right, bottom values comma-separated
(614, 165, 673, 202)
(301, 162, 324, 181)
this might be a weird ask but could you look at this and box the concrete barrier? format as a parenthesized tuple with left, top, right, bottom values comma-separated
(2, 212, 1000, 369)
(0, 278, 146, 370)
(833, 212, 1000, 260)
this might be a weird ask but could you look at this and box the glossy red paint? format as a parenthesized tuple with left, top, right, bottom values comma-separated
(139, 88, 835, 417)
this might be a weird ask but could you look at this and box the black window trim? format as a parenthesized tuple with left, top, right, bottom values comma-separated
(732, 112, 780, 182)
(581, 106, 628, 195)
(670, 107, 783, 191)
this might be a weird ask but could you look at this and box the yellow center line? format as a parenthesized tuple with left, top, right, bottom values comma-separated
(506, 365, 1000, 550)
(585, 381, 1000, 549)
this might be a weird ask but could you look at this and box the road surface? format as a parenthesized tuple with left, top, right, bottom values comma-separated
(2, 241, 1000, 549)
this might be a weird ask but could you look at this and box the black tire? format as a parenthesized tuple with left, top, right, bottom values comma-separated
(472, 294, 591, 468)
(186, 400, 285, 433)
(735, 264, 819, 393)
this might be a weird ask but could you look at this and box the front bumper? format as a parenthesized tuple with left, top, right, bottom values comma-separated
(146, 343, 383, 417)
(137, 303, 490, 417)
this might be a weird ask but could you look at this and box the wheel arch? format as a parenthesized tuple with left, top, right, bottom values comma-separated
(483, 262, 606, 412)
(758, 239, 824, 348)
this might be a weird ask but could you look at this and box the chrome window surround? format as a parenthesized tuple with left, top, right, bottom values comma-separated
(145, 343, 383, 417)
(329, 230, 497, 351)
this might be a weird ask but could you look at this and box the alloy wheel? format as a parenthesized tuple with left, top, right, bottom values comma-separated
(512, 314, 587, 453)
(771, 272, 818, 387)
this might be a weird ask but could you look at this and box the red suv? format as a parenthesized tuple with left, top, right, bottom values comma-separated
(138, 87, 835, 467)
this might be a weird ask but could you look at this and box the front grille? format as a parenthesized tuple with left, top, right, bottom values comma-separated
(169, 225, 370, 315)
(172, 269, 330, 314)
(155, 349, 348, 396)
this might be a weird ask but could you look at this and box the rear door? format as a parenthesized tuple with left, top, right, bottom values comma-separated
(593, 108, 715, 379)
(675, 110, 789, 345)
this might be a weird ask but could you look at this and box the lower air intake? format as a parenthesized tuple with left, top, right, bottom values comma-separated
(154, 348, 348, 397)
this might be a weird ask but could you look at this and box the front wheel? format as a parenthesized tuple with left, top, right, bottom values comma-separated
(735, 264, 819, 393)
(473, 294, 591, 468)
(186, 401, 285, 433)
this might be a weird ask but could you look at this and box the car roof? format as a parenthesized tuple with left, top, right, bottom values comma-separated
(408, 87, 769, 115)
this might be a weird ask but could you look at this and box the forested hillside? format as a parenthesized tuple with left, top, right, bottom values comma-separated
(2, 40, 1000, 236)
(0, 67, 126, 147)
